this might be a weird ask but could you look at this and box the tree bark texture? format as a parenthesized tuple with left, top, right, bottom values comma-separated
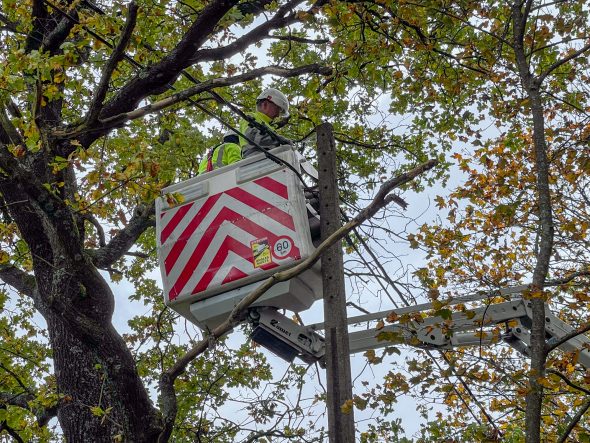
(48, 315, 162, 442)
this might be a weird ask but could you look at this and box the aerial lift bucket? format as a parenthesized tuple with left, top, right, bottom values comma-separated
(155, 146, 322, 330)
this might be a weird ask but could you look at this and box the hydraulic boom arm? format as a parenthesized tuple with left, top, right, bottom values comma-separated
(248, 286, 590, 368)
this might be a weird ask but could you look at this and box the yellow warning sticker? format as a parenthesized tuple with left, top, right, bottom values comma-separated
(251, 238, 271, 268)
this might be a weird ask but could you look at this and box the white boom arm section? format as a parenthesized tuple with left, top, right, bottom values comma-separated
(248, 286, 590, 369)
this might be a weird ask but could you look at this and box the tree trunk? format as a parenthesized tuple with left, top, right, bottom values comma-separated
(0, 145, 164, 441)
(511, 4, 554, 441)
(523, 86, 553, 443)
(44, 278, 164, 442)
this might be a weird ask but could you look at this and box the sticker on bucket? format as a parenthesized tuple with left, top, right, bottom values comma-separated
(251, 238, 271, 268)
(273, 236, 293, 259)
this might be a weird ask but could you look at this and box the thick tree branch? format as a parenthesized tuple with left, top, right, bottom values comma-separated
(190, 0, 313, 63)
(86, 1, 139, 124)
(94, 0, 239, 130)
(0, 161, 85, 276)
(90, 201, 155, 269)
(157, 158, 438, 441)
(0, 392, 34, 410)
(56, 64, 332, 144)
(0, 264, 38, 299)
(25, 0, 49, 52)
(0, 391, 63, 427)
(42, 13, 77, 54)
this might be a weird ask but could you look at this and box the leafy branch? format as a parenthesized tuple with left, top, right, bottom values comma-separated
(55, 64, 332, 144)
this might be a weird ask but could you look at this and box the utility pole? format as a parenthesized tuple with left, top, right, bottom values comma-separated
(317, 122, 355, 442)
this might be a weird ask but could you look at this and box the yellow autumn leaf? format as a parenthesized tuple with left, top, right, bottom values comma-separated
(340, 399, 353, 414)
(0, 251, 9, 264)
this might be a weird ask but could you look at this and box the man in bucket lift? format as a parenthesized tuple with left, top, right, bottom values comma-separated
(197, 88, 291, 173)
(240, 88, 293, 158)
(197, 130, 242, 174)
(239, 88, 321, 243)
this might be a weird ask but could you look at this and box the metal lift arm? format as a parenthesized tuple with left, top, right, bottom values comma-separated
(249, 287, 590, 369)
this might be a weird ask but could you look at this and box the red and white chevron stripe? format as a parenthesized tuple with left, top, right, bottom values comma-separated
(159, 175, 302, 301)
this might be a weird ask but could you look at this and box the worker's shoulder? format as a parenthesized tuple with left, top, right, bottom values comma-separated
(241, 111, 271, 126)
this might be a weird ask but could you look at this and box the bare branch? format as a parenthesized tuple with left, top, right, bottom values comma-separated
(87, 1, 139, 123)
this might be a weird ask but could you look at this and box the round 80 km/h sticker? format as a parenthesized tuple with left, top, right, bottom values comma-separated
(273, 236, 293, 259)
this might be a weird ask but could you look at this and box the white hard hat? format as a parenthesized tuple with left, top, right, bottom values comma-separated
(257, 88, 289, 117)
